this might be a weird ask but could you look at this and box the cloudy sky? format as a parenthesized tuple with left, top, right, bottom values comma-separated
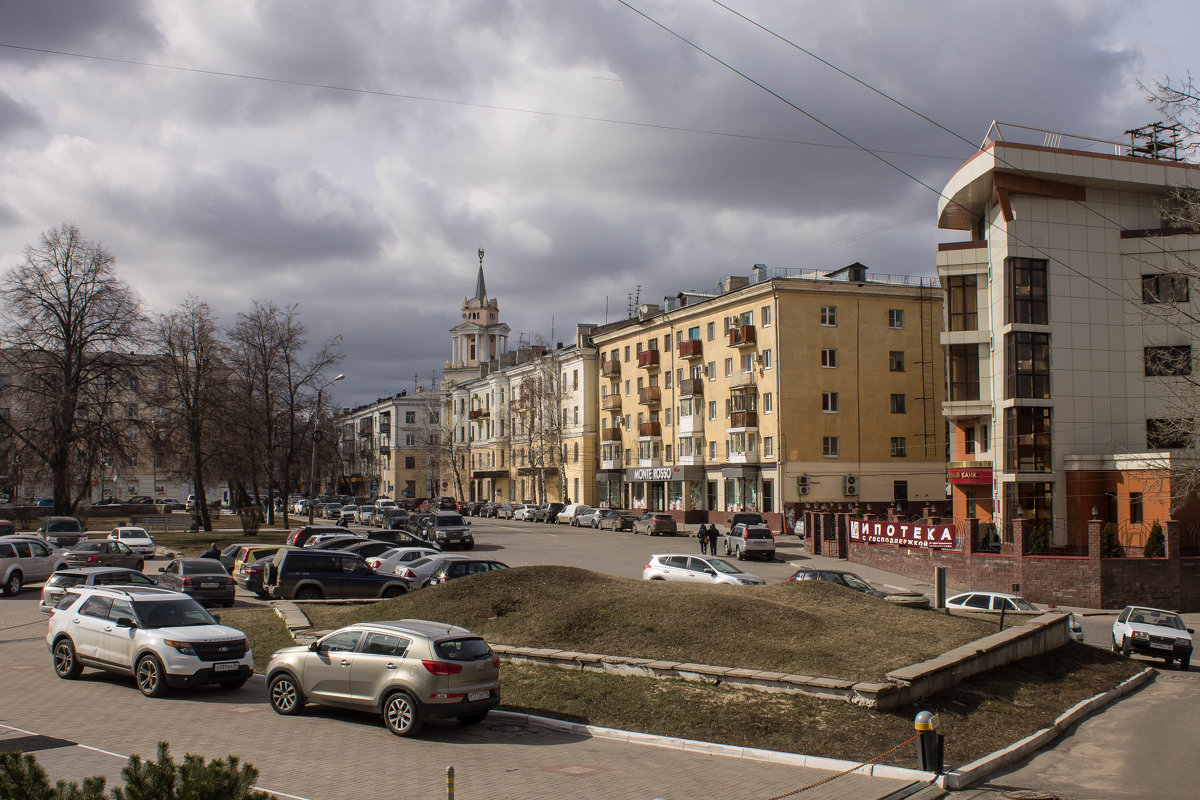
(0, 0, 1194, 406)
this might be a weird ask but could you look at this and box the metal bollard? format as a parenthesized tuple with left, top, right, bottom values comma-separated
(914, 711, 944, 774)
(446, 765, 454, 800)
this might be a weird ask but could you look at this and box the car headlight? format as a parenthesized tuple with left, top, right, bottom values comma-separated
(1177, 637, 1191, 647)
(165, 640, 197, 655)
(1132, 631, 1149, 640)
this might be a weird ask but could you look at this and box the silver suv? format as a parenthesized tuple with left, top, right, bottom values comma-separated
(724, 523, 775, 561)
(46, 585, 254, 697)
(1, 535, 68, 596)
(266, 619, 500, 736)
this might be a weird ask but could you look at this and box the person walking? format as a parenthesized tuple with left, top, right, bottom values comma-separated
(697, 524, 709, 555)
(706, 524, 720, 556)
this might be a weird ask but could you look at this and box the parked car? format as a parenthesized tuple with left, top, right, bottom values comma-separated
(478, 503, 498, 518)
(395, 553, 473, 587)
(511, 504, 537, 522)
(1112, 605, 1193, 669)
(724, 524, 775, 561)
(945, 591, 1040, 613)
(159, 498, 185, 511)
(633, 512, 678, 536)
(642, 554, 765, 585)
(262, 548, 410, 600)
(364, 528, 426, 548)
(556, 504, 592, 526)
(366, 546, 441, 574)
(495, 503, 515, 520)
(185, 495, 197, 512)
(428, 558, 509, 586)
(305, 534, 366, 550)
(65, 540, 144, 571)
(784, 569, 888, 597)
(286, 525, 353, 547)
(337, 539, 400, 560)
(321, 503, 344, 521)
(37, 516, 87, 548)
(382, 509, 411, 529)
(156, 558, 236, 607)
(422, 513, 474, 550)
(533, 502, 565, 523)
(107, 527, 156, 556)
(596, 509, 638, 531)
(265, 619, 500, 736)
(729, 511, 767, 530)
(1, 535, 69, 596)
(576, 508, 604, 527)
(39, 567, 157, 614)
(46, 585, 253, 696)
(338, 505, 360, 526)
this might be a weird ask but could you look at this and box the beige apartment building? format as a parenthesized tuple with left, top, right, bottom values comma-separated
(336, 388, 446, 501)
(591, 264, 946, 529)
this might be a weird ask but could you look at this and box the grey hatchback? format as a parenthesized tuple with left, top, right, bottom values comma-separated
(265, 619, 500, 736)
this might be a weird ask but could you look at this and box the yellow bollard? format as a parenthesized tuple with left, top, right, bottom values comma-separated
(446, 765, 455, 800)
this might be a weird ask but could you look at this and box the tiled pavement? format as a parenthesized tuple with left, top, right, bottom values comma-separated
(0, 595, 926, 800)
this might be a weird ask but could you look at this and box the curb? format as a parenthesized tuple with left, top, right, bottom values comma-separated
(938, 666, 1156, 789)
(489, 709, 937, 785)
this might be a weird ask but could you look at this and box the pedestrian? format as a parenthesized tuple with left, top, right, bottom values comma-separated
(706, 524, 720, 556)
(697, 524, 709, 555)
(199, 541, 220, 559)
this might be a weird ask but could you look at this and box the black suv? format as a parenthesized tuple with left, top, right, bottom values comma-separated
(263, 548, 411, 600)
(532, 503, 564, 523)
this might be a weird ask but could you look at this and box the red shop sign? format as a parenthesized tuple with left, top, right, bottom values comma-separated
(849, 519, 958, 550)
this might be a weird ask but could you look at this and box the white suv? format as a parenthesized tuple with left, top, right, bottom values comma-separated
(1, 535, 68, 596)
(46, 585, 254, 696)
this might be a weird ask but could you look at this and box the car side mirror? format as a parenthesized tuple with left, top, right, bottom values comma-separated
(703, 569, 716, 576)
(1190, 628, 1195, 634)
(309, 641, 321, 652)
(115, 617, 136, 628)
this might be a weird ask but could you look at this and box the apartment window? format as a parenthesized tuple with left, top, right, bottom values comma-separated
(763, 392, 773, 413)
(822, 436, 840, 457)
(894, 480, 909, 504)
(624, 414, 631, 429)
(625, 449, 631, 465)
(1130, 492, 1144, 524)
(1147, 418, 1191, 449)
(405, 434, 416, 446)
(405, 411, 416, 424)
(405, 456, 415, 469)
(762, 306, 772, 327)
(888, 309, 904, 329)
(664, 370, 673, 388)
(708, 401, 716, 420)
(688, 326, 700, 340)
(763, 436, 773, 457)
(890, 394, 906, 414)
(709, 440, 717, 459)
(573, 442, 580, 463)
(820, 305, 837, 326)
(625, 380, 631, 396)
(635, 343, 643, 357)
(724, 358, 733, 377)
(665, 408, 672, 426)
(572, 370, 579, 390)
(707, 361, 716, 381)
(948, 275, 978, 331)
(964, 425, 975, 455)
(762, 349, 772, 369)
(707, 322, 716, 340)
(1145, 345, 1193, 377)
(1142, 273, 1189, 304)
(637, 376, 644, 392)
(1005, 332, 1051, 399)
(821, 348, 838, 368)
(949, 344, 980, 401)
(1004, 406, 1052, 472)
(889, 351, 905, 372)
(573, 406, 579, 424)
(762, 479, 773, 512)
(624, 346, 630, 362)
(1006, 257, 1049, 325)
(610, 348, 619, 363)
(890, 437, 907, 457)
(663, 335, 671, 351)
(821, 392, 839, 413)
(741, 353, 754, 373)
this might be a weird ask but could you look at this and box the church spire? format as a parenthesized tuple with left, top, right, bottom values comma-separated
(474, 247, 487, 301)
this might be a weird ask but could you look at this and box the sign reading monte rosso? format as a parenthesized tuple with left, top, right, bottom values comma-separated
(849, 519, 958, 550)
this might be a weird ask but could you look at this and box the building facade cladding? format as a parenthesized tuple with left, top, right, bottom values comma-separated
(336, 389, 444, 501)
(450, 327, 600, 505)
(936, 140, 1200, 552)
(591, 271, 946, 529)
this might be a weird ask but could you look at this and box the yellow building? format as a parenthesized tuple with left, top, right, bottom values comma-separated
(591, 264, 945, 530)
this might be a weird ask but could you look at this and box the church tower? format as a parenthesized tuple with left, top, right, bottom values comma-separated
(444, 248, 510, 387)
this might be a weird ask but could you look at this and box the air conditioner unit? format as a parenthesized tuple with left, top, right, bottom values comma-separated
(844, 474, 858, 496)
(797, 474, 810, 496)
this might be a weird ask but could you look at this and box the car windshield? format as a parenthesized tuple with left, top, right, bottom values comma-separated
(706, 559, 743, 574)
(1137, 610, 1186, 629)
(840, 573, 873, 592)
(181, 559, 227, 575)
(72, 542, 103, 552)
(1010, 597, 1039, 611)
(134, 598, 217, 628)
(438, 514, 465, 525)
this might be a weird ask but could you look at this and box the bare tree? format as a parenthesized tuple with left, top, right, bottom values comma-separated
(0, 223, 144, 513)
(421, 388, 460, 501)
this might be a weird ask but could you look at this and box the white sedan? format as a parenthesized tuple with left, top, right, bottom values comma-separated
(512, 504, 537, 521)
(1112, 605, 1193, 669)
(945, 591, 1039, 613)
(107, 527, 156, 556)
(642, 554, 765, 586)
(366, 546, 440, 574)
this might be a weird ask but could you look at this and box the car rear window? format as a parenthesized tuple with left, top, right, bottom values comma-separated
(745, 528, 771, 539)
(182, 559, 228, 575)
(46, 573, 87, 589)
(435, 637, 492, 662)
(74, 542, 104, 552)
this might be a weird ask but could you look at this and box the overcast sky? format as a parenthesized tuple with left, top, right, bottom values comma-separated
(0, 0, 1194, 407)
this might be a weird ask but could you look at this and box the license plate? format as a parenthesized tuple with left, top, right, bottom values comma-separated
(1150, 642, 1172, 650)
(467, 690, 489, 702)
(213, 662, 239, 672)
(200, 582, 220, 589)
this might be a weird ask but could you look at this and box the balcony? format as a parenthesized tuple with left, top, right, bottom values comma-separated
(601, 428, 622, 442)
(678, 378, 704, 397)
(637, 457, 664, 468)
(468, 407, 489, 419)
(601, 360, 621, 378)
(728, 325, 757, 348)
(638, 386, 662, 406)
(677, 454, 705, 466)
(677, 413, 703, 435)
(727, 450, 760, 464)
(729, 411, 758, 429)
(638, 422, 662, 438)
(678, 338, 703, 359)
(637, 349, 661, 369)
(602, 394, 622, 411)
(600, 459, 621, 471)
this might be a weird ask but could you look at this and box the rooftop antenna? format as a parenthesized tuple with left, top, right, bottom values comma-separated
(1126, 122, 1183, 161)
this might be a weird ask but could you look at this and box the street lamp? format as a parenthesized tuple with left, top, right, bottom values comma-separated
(308, 373, 345, 524)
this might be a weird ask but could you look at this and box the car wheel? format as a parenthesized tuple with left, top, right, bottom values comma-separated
(736, 549, 745, 561)
(1181, 656, 1191, 671)
(1111, 635, 1120, 654)
(3, 571, 22, 596)
(52, 638, 83, 679)
(458, 711, 489, 726)
(269, 673, 306, 715)
(382, 690, 423, 737)
(1121, 636, 1132, 657)
(763, 552, 775, 562)
(463, 542, 475, 550)
(135, 654, 169, 698)
(650, 576, 665, 580)
(295, 586, 322, 600)
(382, 586, 406, 598)
(723, 542, 731, 556)
(255, 590, 270, 599)
(135, 561, 144, 571)
(219, 676, 249, 690)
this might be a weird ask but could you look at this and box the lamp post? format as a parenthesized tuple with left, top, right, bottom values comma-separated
(308, 373, 345, 524)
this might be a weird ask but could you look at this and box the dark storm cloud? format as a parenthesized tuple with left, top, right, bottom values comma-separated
(0, 91, 42, 139)
(0, 0, 161, 61)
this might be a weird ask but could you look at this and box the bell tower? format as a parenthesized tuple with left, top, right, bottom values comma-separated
(445, 248, 510, 386)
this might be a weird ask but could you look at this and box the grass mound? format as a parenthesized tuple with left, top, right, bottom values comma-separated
(300, 565, 998, 682)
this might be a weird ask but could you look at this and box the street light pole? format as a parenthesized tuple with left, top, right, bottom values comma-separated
(309, 373, 345, 524)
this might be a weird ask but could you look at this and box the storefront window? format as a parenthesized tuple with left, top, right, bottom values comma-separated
(668, 482, 683, 510)
(631, 483, 647, 510)
(690, 482, 706, 511)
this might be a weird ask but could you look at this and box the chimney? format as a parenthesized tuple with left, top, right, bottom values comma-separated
(751, 264, 767, 284)
(722, 275, 750, 293)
